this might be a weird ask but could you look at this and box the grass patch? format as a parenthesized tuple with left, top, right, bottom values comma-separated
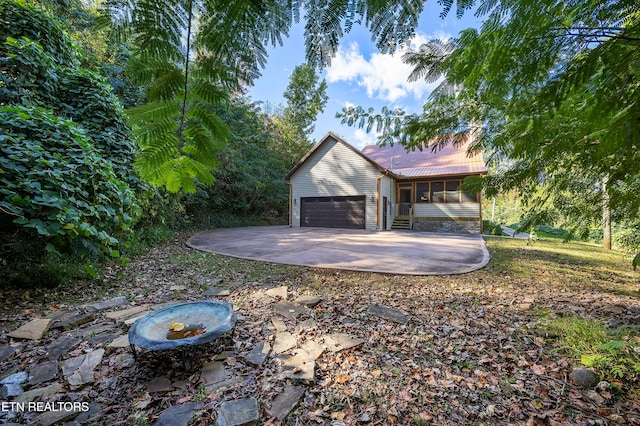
(543, 316, 640, 381)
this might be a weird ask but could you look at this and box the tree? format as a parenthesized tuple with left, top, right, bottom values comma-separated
(282, 64, 328, 137)
(271, 64, 328, 167)
(339, 0, 640, 247)
(182, 97, 290, 219)
(0, 0, 140, 257)
(99, 0, 479, 192)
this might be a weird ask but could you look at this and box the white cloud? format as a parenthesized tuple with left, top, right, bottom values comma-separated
(351, 128, 380, 149)
(326, 32, 450, 103)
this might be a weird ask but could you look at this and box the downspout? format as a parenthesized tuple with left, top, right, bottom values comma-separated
(288, 183, 292, 227)
(376, 174, 384, 230)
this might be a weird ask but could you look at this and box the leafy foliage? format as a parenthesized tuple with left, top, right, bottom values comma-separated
(0, 0, 77, 67)
(545, 317, 640, 381)
(0, 106, 138, 257)
(1, 0, 141, 258)
(98, 0, 450, 192)
(339, 0, 640, 246)
(271, 64, 329, 168)
(182, 97, 289, 219)
(482, 219, 505, 236)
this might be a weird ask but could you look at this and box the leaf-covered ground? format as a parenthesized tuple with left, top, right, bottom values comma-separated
(1, 234, 640, 425)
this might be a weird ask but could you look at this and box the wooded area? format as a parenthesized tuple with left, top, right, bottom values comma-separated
(1, 0, 640, 424)
(0, 0, 329, 284)
(3, 0, 638, 280)
(339, 0, 640, 252)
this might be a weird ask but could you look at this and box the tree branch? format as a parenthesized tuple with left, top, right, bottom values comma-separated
(179, 0, 193, 141)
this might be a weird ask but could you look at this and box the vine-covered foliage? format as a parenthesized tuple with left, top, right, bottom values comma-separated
(0, 107, 137, 257)
(0, 0, 140, 257)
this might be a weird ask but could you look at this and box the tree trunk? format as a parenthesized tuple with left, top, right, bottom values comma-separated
(602, 175, 611, 250)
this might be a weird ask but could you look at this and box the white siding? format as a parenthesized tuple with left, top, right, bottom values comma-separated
(378, 175, 395, 230)
(290, 137, 382, 230)
(413, 203, 480, 218)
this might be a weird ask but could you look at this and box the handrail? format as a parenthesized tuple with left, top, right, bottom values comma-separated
(397, 203, 412, 216)
(409, 204, 414, 230)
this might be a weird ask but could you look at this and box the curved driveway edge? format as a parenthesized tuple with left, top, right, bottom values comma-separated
(186, 226, 490, 276)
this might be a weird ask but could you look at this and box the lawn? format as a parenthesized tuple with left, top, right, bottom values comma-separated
(1, 234, 639, 425)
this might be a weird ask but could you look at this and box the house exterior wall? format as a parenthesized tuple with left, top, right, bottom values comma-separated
(289, 137, 382, 230)
(413, 203, 480, 218)
(378, 175, 395, 230)
(412, 203, 481, 233)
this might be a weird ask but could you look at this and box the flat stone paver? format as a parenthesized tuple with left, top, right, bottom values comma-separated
(28, 361, 58, 386)
(51, 310, 95, 329)
(272, 332, 297, 355)
(105, 306, 149, 321)
(187, 226, 490, 275)
(203, 287, 231, 297)
(0, 345, 15, 362)
(62, 348, 104, 389)
(14, 382, 63, 403)
(267, 386, 305, 420)
(265, 286, 288, 299)
(216, 398, 260, 426)
(46, 336, 80, 361)
(154, 402, 203, 426)
(321, 334, 365, 353)
(107, 334, 130, 348)
(295, 295, 322, 307)
(244, 341, 270, 366)
(273, 301, 311, 319)
(146, 376, 173, 393)
(367, 305, 410, 324)
(201, 361, 227, 385)
(84, 296, 129, 311)
(8, 318, 52, 340)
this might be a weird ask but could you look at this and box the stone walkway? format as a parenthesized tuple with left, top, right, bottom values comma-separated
(0, 285, 406, 425)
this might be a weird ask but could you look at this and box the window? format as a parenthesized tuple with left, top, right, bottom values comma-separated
(410, 179, 479, 204)
(431, 181, 444, 203)
(445, 181, 460, 203)
(416, 183, 430, 202)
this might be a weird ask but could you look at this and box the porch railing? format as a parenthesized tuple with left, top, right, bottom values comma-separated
(397, 203, 412, 216)
(395, 203, 415, 230)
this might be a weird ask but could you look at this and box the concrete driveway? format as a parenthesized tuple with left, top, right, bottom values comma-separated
(186, 226, 490, 275)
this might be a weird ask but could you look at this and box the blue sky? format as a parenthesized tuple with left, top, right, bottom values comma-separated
(247, 5, 482, 149)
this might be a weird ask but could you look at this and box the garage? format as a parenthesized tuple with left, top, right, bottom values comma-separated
(300, 196, 366, 229)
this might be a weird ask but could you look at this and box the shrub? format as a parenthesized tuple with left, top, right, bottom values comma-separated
(483, 219, 506, 236)
(0, 106, 139, 257)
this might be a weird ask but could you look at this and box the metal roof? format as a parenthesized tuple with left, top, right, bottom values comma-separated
(361, 137, 487, 178)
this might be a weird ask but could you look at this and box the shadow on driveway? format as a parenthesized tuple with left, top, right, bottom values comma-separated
(187, 226, 490, 276)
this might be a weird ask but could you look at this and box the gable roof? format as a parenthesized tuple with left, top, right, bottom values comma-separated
(284, 132, 393, 181)
(285, 132, 487, 181)
(361, 135, 487, 178)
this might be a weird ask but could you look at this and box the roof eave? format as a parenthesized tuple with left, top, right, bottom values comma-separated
(284, 131, 397, 181)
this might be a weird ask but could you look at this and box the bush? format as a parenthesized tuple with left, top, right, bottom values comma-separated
(0, 106, 139, 257)
(483, 219, 506, 236)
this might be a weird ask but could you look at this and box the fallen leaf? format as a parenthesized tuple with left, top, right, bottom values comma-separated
(132, 393, 152, 410)
(176, 395, 192, 404)
(530, 364, 546, 375)
(417, 412, 433, 421)
(336, 373, 350, 384)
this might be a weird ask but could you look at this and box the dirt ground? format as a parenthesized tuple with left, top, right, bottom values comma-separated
(1, 234, 639, 425)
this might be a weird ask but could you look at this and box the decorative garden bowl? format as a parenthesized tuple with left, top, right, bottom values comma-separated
(128, 300, 236, 352)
